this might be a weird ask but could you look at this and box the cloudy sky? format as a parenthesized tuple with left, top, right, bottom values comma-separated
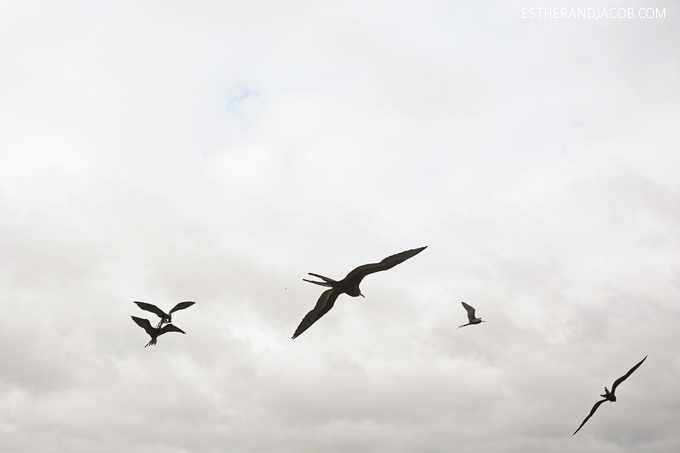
(1, 1, 678, 452)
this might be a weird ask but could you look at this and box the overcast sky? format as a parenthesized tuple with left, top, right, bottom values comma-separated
(1, 1, 679, 452)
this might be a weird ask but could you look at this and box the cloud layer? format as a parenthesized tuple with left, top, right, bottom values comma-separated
(1, 1, 679, 452)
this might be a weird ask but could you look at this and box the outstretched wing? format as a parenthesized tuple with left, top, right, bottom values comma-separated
(169, 301, 196, 314)
(131, 316, 154, 336)
(158, 324, 186, 336)
(611, 355, 647, 393)
(343, 246, 427, 284)
(134, 301, 169, 320)
(573, 399, 607, 435)
(461, 301, 476, 322)
(292, 289, 341, 339)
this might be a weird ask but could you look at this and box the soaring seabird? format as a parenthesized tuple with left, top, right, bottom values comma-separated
(131, 316, 186, 347)
(134, 301, 195, 328)
(572, 355, 647, 435)
(458, 301, 484, 328)
(292, 246, 427, 339)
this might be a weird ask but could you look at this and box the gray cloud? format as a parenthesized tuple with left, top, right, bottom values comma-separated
(0, 1, 679, 452)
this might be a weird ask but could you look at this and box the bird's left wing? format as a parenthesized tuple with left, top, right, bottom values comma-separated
(573, 399, 607, 435)
(131, 316, 154, 336)
(292, 289, 340, 339)
(461, 301, 476, 321)
(134, 301, 168, 320)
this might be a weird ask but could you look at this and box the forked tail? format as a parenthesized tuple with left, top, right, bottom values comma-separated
(303, 273, 338, 287)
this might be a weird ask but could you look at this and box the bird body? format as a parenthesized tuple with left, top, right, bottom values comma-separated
(131, 316, 186, 347)
(572, 355, 647, 435)
(458, 301, 484, 328)
(292, 246, 427, 339)
(134, 301, 195, 328)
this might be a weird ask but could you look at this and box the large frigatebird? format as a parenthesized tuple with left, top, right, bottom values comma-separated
(572, 355, 647, 435)
(134, 301, 195, 328)
(458, 301, 484, 328)
(292, 246, 427, 339)
(131, 316, 186, 347)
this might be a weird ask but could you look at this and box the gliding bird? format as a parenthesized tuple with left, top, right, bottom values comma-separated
(292, 246, 427, 339)
(572, 355, 647, 435)
(134, 301, 195, 328)
(131, 316, 186, 347)
(458, 301, 484, 328)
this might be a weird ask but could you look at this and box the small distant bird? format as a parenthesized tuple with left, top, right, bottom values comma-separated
(572, 355, 647, 435)
(458, 301, 484, 328)
(292, 246, 427, 339)
(134, 301, 195, 328)
(131, 316, 186, 347)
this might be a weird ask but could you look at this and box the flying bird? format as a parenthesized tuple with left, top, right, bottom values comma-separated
(458, 301, 484, 328)
(134, 301, 195, 328)
(131, 316, 186, 347)
(572, 355, 647, 435)
(292, 246, 427, 339)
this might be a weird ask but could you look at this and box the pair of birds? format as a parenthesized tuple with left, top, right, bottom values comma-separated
(292, 244, 483, 336)
(454, 299, 647, 436)
(131, 301, 195, 347)
(454, 297, 646, 436)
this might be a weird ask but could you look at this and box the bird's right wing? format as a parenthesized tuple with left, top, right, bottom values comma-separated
(573, 399, 607, 435)
(134, 301, 168, 320)
(611, 355, 647, 393)
(292, 289, 340, 339)
(344, 246, 427, 282)
(159, 324, 186, 335)
(131, 316, 154, 336)
(461, 301, 476, 322)
(169, 301, 196, 314)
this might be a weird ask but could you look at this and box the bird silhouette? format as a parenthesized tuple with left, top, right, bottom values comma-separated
(134, 301, 195, 328)
(572, 355, 647, 435)
(292, 246, 427, 339)
(458, 301, 484, 328)
(131, 316, 186, 347)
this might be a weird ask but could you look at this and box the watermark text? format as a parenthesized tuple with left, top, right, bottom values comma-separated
(521, 8, 666, 19)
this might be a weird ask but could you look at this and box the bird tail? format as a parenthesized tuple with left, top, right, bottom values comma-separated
(303, 273, 337, 287)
